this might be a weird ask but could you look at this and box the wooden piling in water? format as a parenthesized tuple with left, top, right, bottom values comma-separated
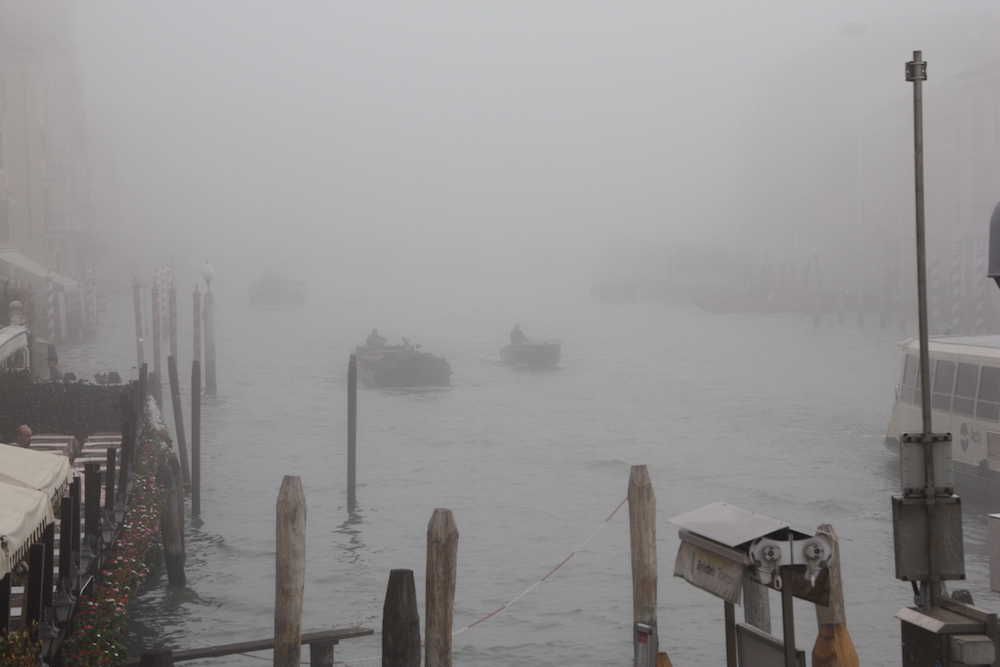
(191, 359, 201, 515)
(168, 355, 191, 487)
(383, 569, 420, 667)
(169, 455, 185, 551)
(42, 523, 54, 609)
(275, 476, 306, 667)
(348, 354, 357, 513)
(192, 287, 201, 369)
(629, 465, 668, 667)
(104, 447, 117, 516)
(152, 280, 162, 381)
(25, 542, 45, 628)
(426, 508, 458, 667)
(203, 290, 217, 394)
(628, 466, 657, 626)
(812, 524, 858, 667)
(157, 460, 186, 586)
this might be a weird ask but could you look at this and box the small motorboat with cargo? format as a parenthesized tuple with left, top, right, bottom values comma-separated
(354, 339, 451, 388)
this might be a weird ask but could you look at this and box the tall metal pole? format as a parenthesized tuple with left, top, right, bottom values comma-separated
(907, 50, 940, 608)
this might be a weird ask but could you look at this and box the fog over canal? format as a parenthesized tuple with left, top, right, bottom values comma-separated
(61, 2, 1000, 664)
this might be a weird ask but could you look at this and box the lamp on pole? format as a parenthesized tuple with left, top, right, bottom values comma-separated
(202, 261, 215, 292)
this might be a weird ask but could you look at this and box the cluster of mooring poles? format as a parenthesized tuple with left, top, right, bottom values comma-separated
(131, 261, 218, 518)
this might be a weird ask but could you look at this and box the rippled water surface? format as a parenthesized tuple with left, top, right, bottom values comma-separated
(61, 285, 1000, 666)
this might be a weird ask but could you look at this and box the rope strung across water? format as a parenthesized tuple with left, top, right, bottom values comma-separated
(454, 494, 629, 634)
(189, 494, 630, 666)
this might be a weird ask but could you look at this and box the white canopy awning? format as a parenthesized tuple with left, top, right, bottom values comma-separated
(0, 445, 75, 503)
(0, 246, 79, 290)
(0, 325, 29, 366)
(0, 483, 53, 577)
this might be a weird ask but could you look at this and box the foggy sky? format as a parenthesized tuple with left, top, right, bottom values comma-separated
(72, 1, 998, 298)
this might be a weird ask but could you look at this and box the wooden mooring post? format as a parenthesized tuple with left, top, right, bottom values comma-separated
(628, 465, 671, 667)
(812, 524, 858, 667)
(348, 354, 357, 513)
(191, 359, 201, 515)
(275, 476, 306, 667)
(157, 458, 186, 586)
(383, 569, 420, 667)
(203, 289, 217, 394)
(168, 355, 191, 487)
(426, 508, 458, 667)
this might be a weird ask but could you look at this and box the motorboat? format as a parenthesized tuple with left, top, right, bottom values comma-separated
(354, 343, 451, 388)
(248, 273, 305, 306)
(500, 340, 561, 367)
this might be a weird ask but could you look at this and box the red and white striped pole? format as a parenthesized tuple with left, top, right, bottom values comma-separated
(169, 282, 178, 361)
(90, 273, 98, 333)
(133, 280, 145, 369)
(151, 274, 162, 380)
(45, 275, 55, 342)
(82, 270, 94, 336)
(161, 267, 171, 342)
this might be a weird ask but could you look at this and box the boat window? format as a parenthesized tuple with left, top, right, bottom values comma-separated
(932, 359, 955, 412)
(977, 366, 1000, 422)
(954, 362, 979, 417)
(902, 353, 921, 404)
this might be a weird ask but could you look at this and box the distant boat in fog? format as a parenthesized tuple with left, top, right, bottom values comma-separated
(500, 339, 561, 367)
(248, 272, 305, 306)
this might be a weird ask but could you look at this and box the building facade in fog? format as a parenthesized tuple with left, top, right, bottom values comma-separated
(740, 10, 1000, 332)
(0, 0, 95, 342)
(0, 0, 93, 283)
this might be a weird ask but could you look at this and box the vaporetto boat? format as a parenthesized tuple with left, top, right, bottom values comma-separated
(884, 333, 1000, 498)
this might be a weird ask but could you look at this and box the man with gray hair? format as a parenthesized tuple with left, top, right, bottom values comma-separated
(13, 425, 31, 448)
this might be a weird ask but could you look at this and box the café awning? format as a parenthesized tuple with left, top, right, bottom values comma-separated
(0, 247, 79, 290)
(0, 325, 29, 366)
(0, 483, 53, 577)
(0, 445, 75, 504)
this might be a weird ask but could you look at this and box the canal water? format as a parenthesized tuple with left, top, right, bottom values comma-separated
(60, 281, 1000, 666)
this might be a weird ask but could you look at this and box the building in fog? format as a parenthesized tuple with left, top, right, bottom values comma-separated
(0, 0, 95, 341)
(739, 10, 1000, 330)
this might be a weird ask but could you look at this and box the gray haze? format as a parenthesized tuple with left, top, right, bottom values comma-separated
(73, 1, 999, 302)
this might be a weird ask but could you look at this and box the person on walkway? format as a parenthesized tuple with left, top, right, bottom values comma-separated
(366, 328, 388, 350)
(510, 324, 527, 344)
(13, 425, 31, 448)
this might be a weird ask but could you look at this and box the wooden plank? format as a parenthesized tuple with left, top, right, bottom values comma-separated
(120, 627, 373, 665)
